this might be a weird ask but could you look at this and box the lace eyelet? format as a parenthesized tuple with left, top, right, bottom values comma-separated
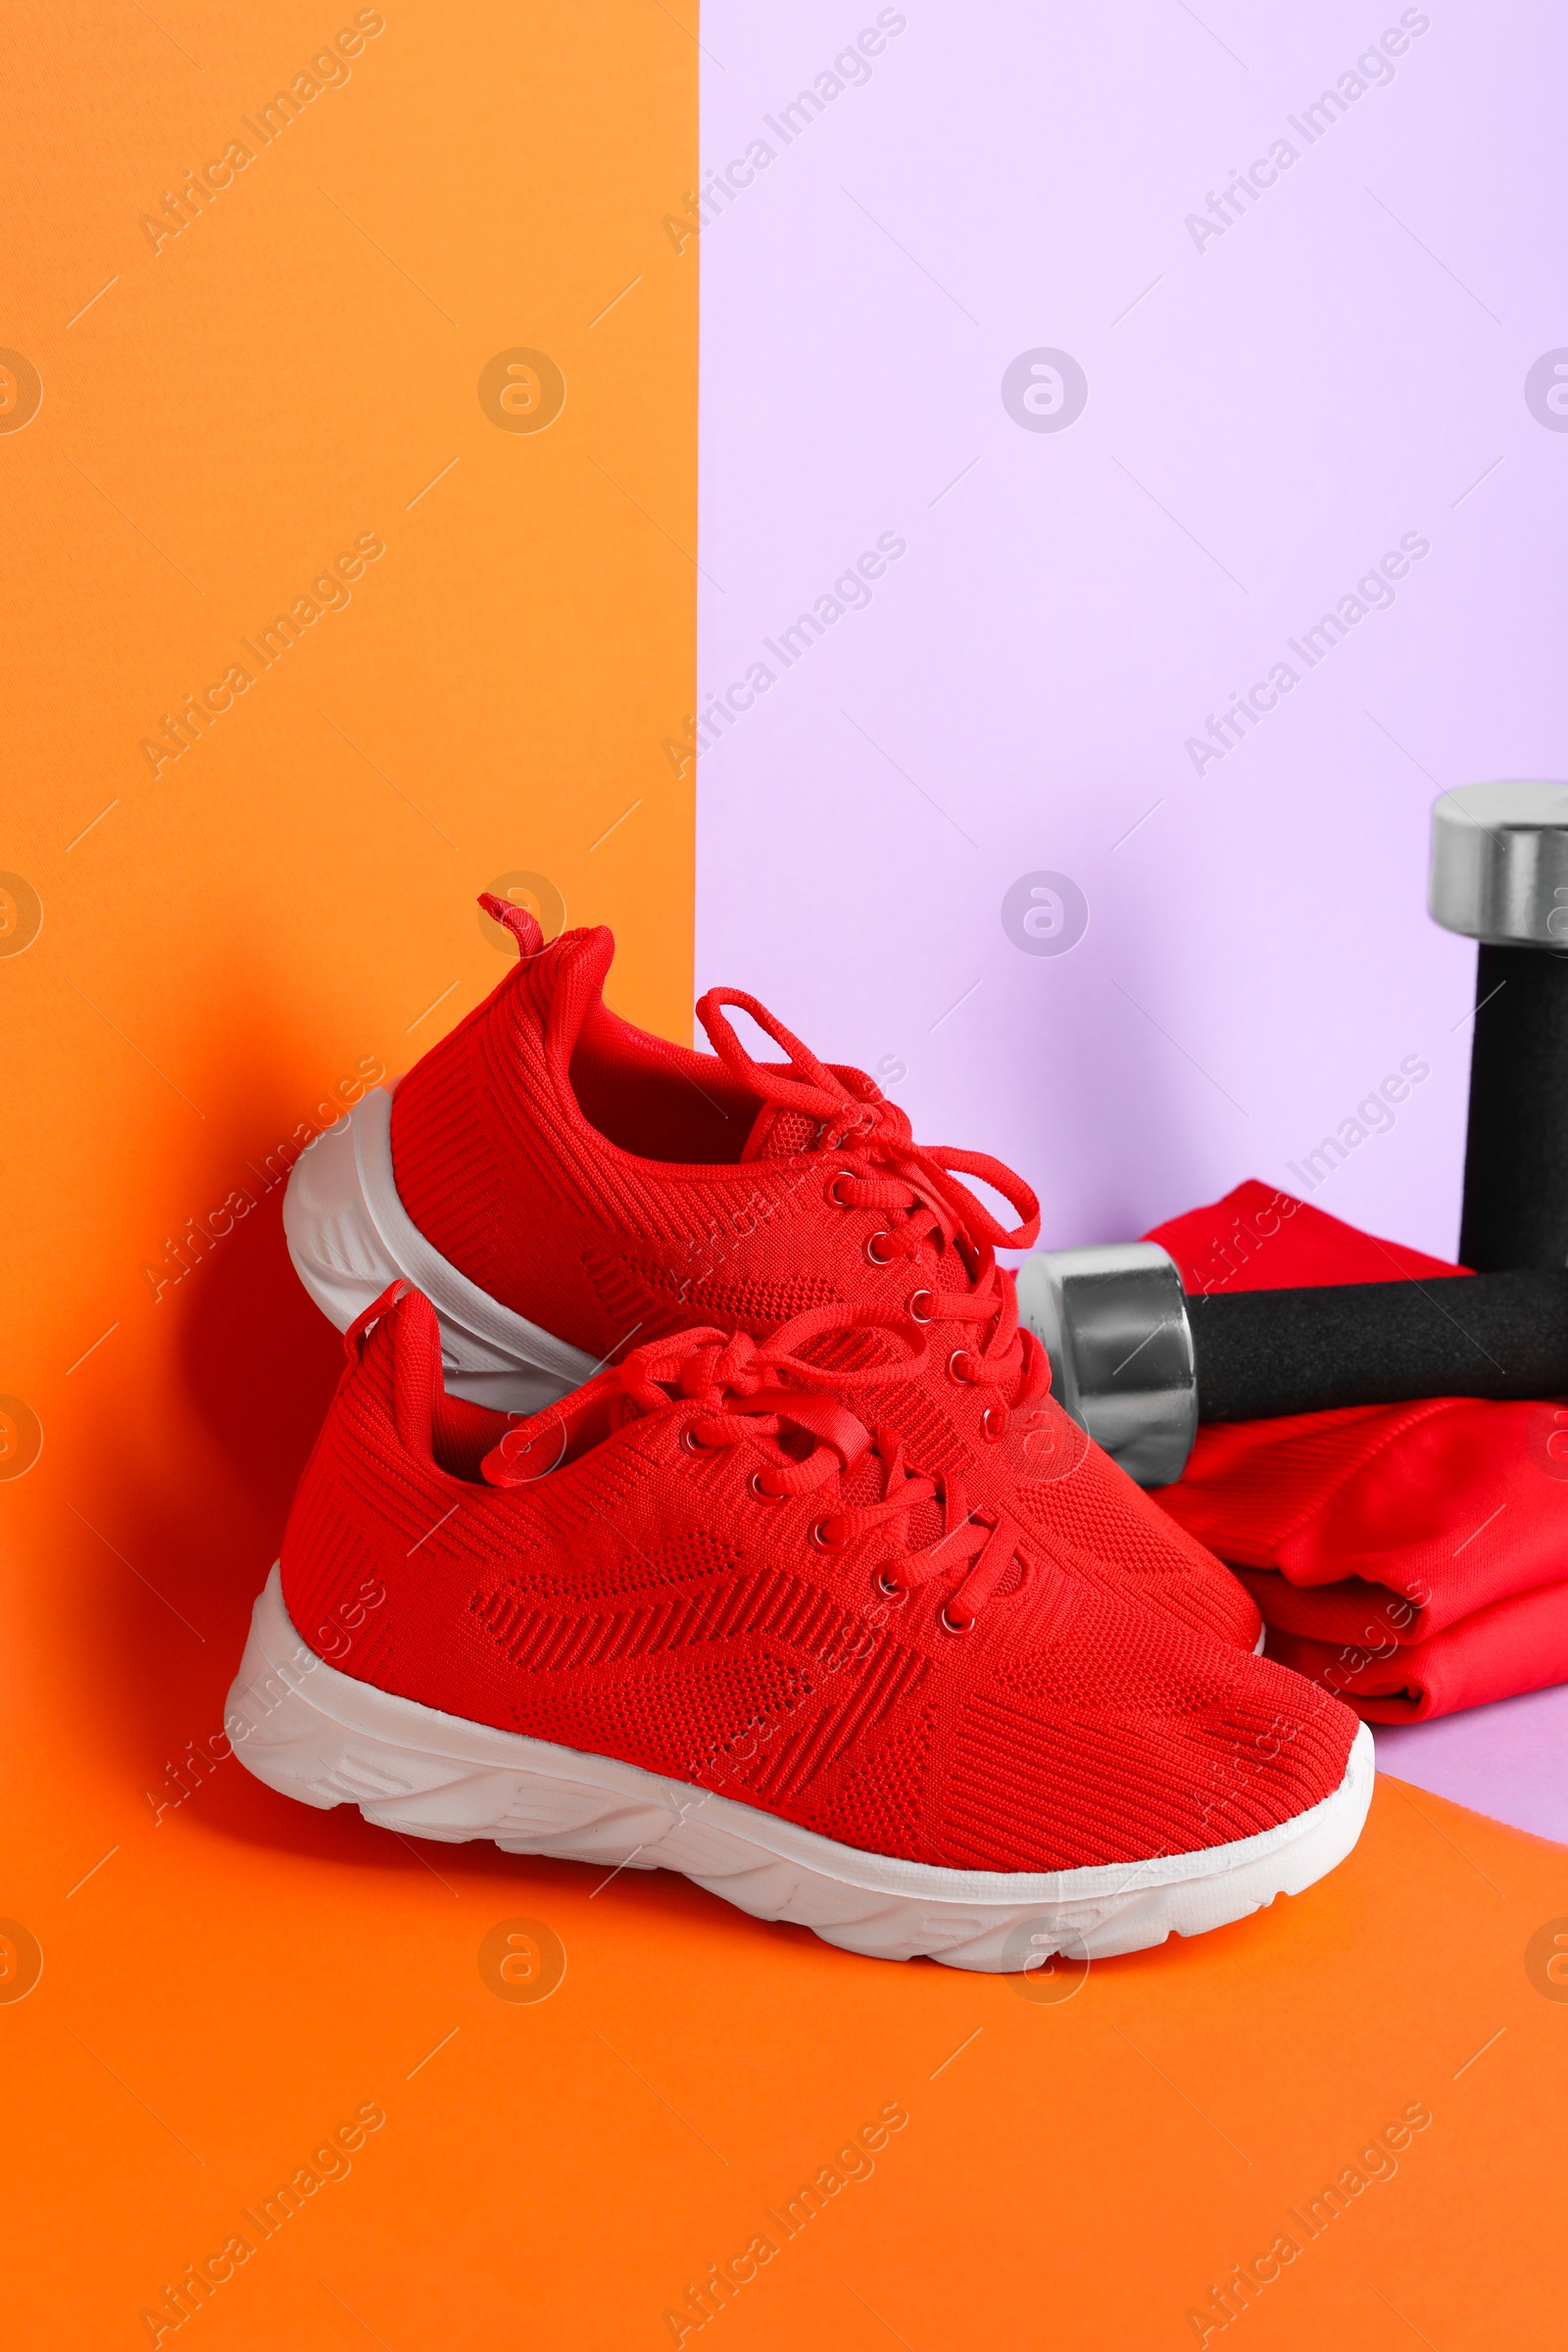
(864, 1231, 893, 1267)
(906, 1290, 932, 1324)
(875, 1568, 908, 1605)
(682, 1425, 715, 1454)
(948, 1348, 975, 1385)
(939, 1604, 976, 1636)
(981, 1405, 1007, 1444)
(749, 1470, 785, 1502)
(825, 1171, 855, 1208)
(810, 1518, 847, 1550)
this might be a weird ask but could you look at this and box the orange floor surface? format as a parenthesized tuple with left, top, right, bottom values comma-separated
(4, 6, 1568, 2348)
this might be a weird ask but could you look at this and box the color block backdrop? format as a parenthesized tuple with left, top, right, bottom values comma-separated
(694, 2, 1568, 1265)
(3, 5, 1568, 2347)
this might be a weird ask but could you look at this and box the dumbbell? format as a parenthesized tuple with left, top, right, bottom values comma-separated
(1018, 781, 1568, 1487)
(1431, 780, 1568, 1271)
(1015, 1249, 1568, 1487)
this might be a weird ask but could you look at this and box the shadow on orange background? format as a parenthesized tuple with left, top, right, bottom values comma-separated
(2, 5, 1566, 2347)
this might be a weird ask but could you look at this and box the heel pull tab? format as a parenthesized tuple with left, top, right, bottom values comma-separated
(478, 891, 545, 958)
(344, 1280, 412, 1362)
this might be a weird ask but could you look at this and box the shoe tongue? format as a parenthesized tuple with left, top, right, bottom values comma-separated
(838, 1447, 945, 1551)
(738, 1099, 831, 1163)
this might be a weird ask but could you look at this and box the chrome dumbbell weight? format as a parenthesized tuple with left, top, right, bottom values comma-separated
(1016, 1250, 1568, 1487)
(1018, 782, 1568, 1486)
(1430, 780, 1568, 1272)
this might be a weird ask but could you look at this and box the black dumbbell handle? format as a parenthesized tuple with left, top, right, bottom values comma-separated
(1460, 944, 1568, 1271)
(1187, 1268, 1568, 1422)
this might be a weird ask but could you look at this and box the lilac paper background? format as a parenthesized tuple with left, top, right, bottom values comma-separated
(694, 3, 1568, 1836)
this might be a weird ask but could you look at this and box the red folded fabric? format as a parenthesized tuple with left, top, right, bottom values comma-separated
(1145, 1180, 1568, 1722)
(1263, 1579, 1568, 1723)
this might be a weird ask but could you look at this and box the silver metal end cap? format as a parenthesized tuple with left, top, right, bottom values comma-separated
(1015, 1241, 1197, 1489)
(1430, 782, 1568, 947)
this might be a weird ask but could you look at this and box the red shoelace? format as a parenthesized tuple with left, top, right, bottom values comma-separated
(696, 987, 1051, 1440)
(487, 1299, 1032, 1634)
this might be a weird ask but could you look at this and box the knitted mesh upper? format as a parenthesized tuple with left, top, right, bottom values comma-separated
(278, 1293, 1354, 1875)
(386, 925, 1258, 1652)
(1010, 1416, 1258, 1648)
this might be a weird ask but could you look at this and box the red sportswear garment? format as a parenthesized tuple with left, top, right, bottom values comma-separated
(1146, 1181, 1568, 1722)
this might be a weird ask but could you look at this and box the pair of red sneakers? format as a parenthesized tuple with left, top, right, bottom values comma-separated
(224, 902, 1372, 1971)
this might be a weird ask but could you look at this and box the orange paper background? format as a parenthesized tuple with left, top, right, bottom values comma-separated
(2, 6, 1566, 2347)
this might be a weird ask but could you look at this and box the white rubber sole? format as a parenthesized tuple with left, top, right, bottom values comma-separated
(282, 1088, 597, 1413)
(225, 1566, 1376, 1973)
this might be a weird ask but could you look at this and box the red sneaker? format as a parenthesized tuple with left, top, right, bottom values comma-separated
(285, 906, 1259, 1651)
(225, 1286, 1370, 1970)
